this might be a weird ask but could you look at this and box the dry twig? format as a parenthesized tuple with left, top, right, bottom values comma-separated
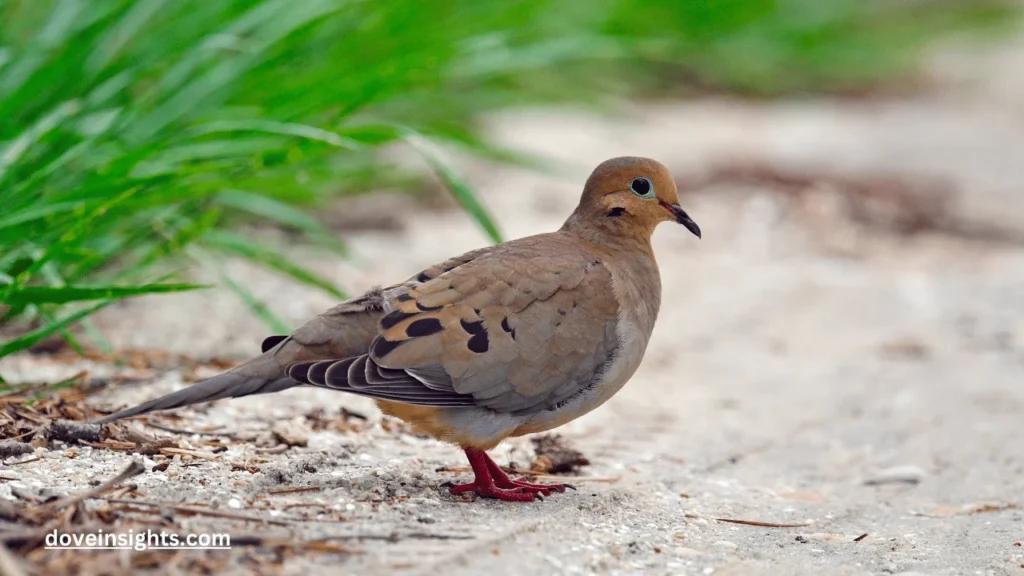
(267, 487, 322, 496)
(45, 420, 102, 444)
(0, 442, 33, 460)
(159, 447, 219, 460)
(684, 513, 812, 528)
(38, 459, 146, 515)
(104, 499, 293, 526)
(144, 420, 241, 440)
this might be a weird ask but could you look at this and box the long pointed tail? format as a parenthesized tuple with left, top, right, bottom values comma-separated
(92, 304, 383, 425)
(92, 357, 297, 425)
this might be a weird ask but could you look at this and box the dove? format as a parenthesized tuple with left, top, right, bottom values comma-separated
(94, 156, 700, 502)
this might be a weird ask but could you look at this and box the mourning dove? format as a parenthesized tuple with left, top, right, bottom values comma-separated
(95, 156, 700, 502)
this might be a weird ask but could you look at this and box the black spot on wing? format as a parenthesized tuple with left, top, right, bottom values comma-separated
(396, 293, 414, 302)
(460, 318, 484, 334)
(501, 317, 516, 340)
(416, 301, 443, 312)
(261, 335, 287, 353)
(371, 337, 405, 359)
(467, 330, 489, 353)
(416, 271, 431, 283)
(406, 318, 444, 338)
(381, 310, 417, 330)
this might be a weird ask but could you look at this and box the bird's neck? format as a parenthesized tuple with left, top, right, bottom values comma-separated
(559, 212, 657, 258)
(560, 212, 661, 330)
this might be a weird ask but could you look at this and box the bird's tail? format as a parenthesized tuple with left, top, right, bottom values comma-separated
(92, 354, 297, 425)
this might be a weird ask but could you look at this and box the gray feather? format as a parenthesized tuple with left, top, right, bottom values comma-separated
(93, 359, 296, 424)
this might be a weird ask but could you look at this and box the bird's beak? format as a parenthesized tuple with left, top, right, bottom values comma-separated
(661, 202, 701, 238)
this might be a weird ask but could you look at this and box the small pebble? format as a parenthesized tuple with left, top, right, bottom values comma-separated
(675, 547, 704, 558)
(712, 540, 738, 551)
(227, 498, 242, 509)
(864, 466, 927, 486)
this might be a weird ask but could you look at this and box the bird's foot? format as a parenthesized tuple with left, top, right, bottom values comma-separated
(449, 447, 575, 502)
(448, 480, 540, 502)
(491, 476, 573, 496)
(482, 451, 574, 496)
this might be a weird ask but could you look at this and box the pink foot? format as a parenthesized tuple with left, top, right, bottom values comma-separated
(483, 456, 573, 496)
(448, 480, 539, 502)
(447, 448, 573, 502)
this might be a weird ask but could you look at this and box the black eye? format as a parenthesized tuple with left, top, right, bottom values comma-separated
(629, 177, 653, 196)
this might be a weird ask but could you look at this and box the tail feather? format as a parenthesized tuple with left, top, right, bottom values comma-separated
(93, 361, 296, 425)
(92, 300, 386, 425)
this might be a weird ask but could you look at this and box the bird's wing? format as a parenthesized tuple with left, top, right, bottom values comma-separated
(92, 244, 504, 423)
(288, 233, 622, 416)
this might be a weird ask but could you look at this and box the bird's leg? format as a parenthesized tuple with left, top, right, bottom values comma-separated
(480, 451, 572, 495)
(448, 448, 540, 502)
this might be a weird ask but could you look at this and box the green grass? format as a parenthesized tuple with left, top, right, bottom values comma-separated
(600, 0, 1018, 95)
(0, 0, 1017, 361)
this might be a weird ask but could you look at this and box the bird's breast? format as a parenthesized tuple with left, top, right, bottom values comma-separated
(513, 309, 652, 436)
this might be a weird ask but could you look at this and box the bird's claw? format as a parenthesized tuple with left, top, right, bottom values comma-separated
(497, 478, 570, 496)
(447, 481, 540, 502)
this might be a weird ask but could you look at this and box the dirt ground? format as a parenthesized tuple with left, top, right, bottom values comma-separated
(2, 40, 1024, 575)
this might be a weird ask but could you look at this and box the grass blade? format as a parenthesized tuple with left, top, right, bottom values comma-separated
(202, 230, 347, 300)
(218, 272, 290, 334)
(190, 120, 362, 150)
(1, 283, 205, 306)
(403, 131, 503, 245)
(0, 300, 113, 358)
(215, 189, 347, 255)
(188, 246, 290, 334)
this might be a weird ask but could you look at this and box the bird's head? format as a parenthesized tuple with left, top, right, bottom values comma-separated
(566, 156, 701, 241)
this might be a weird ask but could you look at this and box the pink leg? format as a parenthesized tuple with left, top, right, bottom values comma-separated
(481, 452, 573, 496)
(447, 448, 539, 502)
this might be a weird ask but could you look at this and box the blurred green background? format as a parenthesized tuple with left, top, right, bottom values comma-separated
(0, 0, 1017, 359)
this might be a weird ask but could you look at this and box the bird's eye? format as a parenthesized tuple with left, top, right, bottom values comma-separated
(629, 176, 654, 198)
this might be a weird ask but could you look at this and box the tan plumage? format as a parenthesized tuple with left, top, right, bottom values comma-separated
(95, 156, 700, 502)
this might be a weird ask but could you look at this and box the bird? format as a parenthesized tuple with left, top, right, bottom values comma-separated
(94, 156, 701, 502)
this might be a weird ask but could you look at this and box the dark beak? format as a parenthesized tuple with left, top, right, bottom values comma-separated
(662, 202, 701, 238)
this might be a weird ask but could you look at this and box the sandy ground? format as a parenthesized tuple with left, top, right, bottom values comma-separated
(3, 40, 1024, 575)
